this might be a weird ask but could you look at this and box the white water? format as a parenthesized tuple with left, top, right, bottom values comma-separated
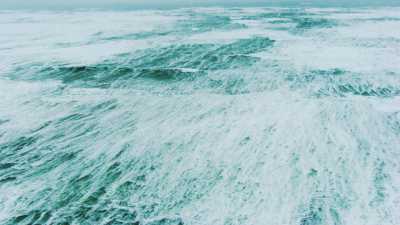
(0, 7, 400, 225)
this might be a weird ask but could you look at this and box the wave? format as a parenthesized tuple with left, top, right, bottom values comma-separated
(1, 7, 400, 225)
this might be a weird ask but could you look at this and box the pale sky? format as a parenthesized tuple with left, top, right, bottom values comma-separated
(1, 0, 399, 9)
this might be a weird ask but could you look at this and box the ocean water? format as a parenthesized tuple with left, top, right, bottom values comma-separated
(0, 7, 400, 225)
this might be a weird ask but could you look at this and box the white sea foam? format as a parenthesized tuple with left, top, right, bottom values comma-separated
(0, 7, 399, 225)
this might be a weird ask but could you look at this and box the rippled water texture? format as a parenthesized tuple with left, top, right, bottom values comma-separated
(1, 7, 400, 225)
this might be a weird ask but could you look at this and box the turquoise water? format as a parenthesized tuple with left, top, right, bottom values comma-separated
(0, 7, 400, 225)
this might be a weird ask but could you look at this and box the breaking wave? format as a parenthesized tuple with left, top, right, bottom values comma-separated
(0, 7, 400, 225)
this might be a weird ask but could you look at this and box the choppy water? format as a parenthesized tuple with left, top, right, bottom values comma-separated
(1, 7, 400, 225)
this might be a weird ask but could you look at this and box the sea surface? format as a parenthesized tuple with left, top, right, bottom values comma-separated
(0, 7, 400, 225)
